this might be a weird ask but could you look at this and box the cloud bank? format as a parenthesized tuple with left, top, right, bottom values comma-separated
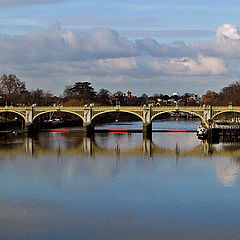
(0, 23, 238, 93)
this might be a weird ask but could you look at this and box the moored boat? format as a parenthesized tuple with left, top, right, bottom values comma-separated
(197, 125, 208, 139)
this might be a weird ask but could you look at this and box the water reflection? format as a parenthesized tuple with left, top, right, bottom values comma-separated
(216, 158, 240, 187)
(1, 132, 240, 188)
(0, 133, 214, 159)
(1, 131, 240, 239)
(1, 133, 240, 188)
(1, 132, 240, 160)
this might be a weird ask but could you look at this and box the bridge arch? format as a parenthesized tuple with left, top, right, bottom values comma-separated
(92, 110, 144, 122)
(0, 110, 26, 122)
(33, 110, 84, 122)
(212, 110, 240, 120)
(151, 110, 209, 128)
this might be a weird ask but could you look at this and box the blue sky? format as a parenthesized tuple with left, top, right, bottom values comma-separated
(0, 0, 240, 95)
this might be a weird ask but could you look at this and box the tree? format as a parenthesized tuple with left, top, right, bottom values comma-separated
(63, 82, 96, 104)
(114, 91, 124, 97)
(0, 74, 27, 104)
(162, 95, 170, 101)
(97, 89, 111, 105)
(141, 93, 148, 99)
(30, 88, 44, 105)
(202, 90, 219, 105)
(219, 81, 240, 105)
(202, 81, 240, 106)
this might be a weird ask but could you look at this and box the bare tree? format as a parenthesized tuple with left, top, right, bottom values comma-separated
(0, 74, 27, 104)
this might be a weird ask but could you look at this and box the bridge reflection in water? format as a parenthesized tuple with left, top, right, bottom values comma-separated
(1, 133, 240, 189)
(0, 133, 238, 159)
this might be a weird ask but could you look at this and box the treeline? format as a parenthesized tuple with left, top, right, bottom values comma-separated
(0, 74, 56, 106)
(0, 74, 201, 106)
(1, 73, 240, 106)
(0, 74, 200, 106)
(202, 81, 240, 106)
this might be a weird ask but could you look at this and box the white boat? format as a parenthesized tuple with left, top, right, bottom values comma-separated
(43, 118, 64, 125)
(197, 125, 208, 138)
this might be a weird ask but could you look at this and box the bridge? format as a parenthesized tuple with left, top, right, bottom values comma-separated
(0, 105, 239, 135)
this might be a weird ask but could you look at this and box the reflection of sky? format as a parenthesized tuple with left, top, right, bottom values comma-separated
(211, 143, 240, 187)
(1, 152, 240, 239)
(95, 132, 143, 150)
(1, 123, 240, 239)
(153, 132, 201, 150)
(153, 119, 200, 130)
(95, 119, 200, 130)
(95, 132, 201, 151)
(216, 158, 240, 187)
(95, 121, 143, 130)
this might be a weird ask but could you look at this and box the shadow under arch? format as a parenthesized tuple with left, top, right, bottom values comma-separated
(92, 110, 144, 122)
(33, 110, 84, 122)
(151, 110, 209, 128)
(0, 110, 26, 122)
(212, 110, 240, 120)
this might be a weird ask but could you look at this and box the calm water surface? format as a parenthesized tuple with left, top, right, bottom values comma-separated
(1, 120, 240, 240)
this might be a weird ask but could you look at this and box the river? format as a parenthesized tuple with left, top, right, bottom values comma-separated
(0, 119, 240, 240)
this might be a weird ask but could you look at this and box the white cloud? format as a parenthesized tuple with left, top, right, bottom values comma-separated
(0, 28, 138, 64)
(197, 24, 240, 59)
(216, 24, 240, 42)
(145, 56, 228, 76)
(0, 24, 235, 93)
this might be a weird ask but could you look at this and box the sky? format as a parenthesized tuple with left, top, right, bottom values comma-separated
(1, 0, 240, 96)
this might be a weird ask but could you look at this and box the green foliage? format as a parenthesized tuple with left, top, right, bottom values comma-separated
(63, 82, 96, 101)
(97, 88, 111, 105)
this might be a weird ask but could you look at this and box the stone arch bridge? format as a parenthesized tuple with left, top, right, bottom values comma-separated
(0, 105, 239, 135)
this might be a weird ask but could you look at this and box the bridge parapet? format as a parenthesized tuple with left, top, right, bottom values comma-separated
(1, 105, 240, 133)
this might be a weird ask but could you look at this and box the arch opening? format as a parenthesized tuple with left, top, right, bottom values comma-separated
(212, 111, 240, 122)
(151, 110, 205, 130)
(33, 110, 84, 129)
(92, 110, 143, 130)
(0, 111, 26, 131)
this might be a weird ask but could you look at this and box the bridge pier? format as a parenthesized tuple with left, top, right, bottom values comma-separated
(203, 105, 213, 126)
(143, 123, 152, 139)
(83, 106, 94, 137)
(83, 123, 94, 137)
(25, 121, 32, 130)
